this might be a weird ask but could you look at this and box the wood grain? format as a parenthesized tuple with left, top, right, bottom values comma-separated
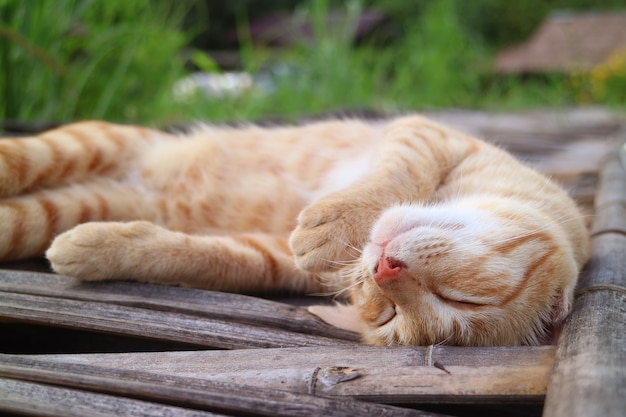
(0, 290, 353, 349)
(1, 345, 555, 405)
(543, 150, 626, 417)
(0, 377, 227, 417)
(0, 357, 445, 417)
(0, 269, 359, 342)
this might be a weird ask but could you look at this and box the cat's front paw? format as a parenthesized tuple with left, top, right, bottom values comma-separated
(289, 196, 378, 273)
(46, 221, 159, 280)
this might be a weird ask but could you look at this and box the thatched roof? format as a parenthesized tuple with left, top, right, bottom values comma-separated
(495, 12, 626, 73)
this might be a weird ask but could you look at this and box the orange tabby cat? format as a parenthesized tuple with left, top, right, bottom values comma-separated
(0, 116, 590, 346)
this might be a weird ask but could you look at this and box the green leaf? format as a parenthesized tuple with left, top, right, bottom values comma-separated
(190, 50, 220, 73)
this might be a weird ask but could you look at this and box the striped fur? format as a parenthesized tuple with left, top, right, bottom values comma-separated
(0, 116, 590, 346)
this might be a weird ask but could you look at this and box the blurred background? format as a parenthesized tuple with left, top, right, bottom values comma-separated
(1, 0, 624, 126)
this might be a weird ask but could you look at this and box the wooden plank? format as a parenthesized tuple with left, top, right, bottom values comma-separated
(0, 356, 445, 417)
(0, 269, 359, 342)
(0, 377, 227, 417)
(3, 345, 555, 405)
(543, 150, 626, 417)
(0, 291, 354, 349)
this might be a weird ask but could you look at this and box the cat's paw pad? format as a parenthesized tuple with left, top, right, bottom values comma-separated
(290, 198, 375, 273)
(47, 221, 158, 280)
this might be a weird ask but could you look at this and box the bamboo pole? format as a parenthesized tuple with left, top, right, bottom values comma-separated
(0, 270, 358, 349)
(1, 345, 555, 405)
(543, 149, 626, 417)
(0, 269, 358, 342)
(0, 357, 446, 417)
(0, 378, 226, 417)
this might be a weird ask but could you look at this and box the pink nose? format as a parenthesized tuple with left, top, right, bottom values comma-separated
(374, 256, 407, 285)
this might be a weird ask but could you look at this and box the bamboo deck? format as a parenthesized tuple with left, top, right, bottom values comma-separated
(1, 108, 624, 417)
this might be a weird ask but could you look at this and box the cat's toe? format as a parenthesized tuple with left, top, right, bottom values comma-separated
(47, 221, 151, 280)
(295, 202, 343, 229)
(47, 227, 106, 280)
(289, 226, 334, 272)
(290, 201, 369, 273)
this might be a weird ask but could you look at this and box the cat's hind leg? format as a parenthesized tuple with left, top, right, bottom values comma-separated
(47, 221, 325, 294)
(0, 179, 157, 260)
(0, 121, 167, 197)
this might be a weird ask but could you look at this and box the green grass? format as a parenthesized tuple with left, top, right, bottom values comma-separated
(0, 0, 192, 124)
(1, 0, 624, 127)
(176, 0, 624, 124)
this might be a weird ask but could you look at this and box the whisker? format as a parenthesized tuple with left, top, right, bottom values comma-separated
(339, 239, 363, 258)
(311, 235, 365, 270)
(435, 333, 454, 346)
(331, 279, 364, 299)
(320, 256, 361, 268)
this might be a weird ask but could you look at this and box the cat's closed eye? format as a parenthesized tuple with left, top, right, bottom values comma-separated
(433, 292, 489, 309)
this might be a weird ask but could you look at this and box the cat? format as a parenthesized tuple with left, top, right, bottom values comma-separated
(0, 115, 590, 346)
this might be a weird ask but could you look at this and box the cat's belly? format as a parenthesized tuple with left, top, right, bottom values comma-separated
(144, 172, 308, 235)
(187, 156, 370, 234)
(134, 136, 374, 235)
(310, 153, 372, 201)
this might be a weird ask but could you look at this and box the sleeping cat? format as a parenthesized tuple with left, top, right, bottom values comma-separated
(0, 115, 590, 346)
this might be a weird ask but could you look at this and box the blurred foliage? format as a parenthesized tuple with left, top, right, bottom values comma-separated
(0, 0, 195, 123)
(455, 0, 626, 48)
(0, 0, 624, 125)
(191, 0, 626, 50)
(571, 49, 626, 105)
(374, 0, 625, 49)
(187, 0, 302, 50)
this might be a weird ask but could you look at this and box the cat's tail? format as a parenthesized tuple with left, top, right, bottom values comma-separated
(0, 121, 164, 198)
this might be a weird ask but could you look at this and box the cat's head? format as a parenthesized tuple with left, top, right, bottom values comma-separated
(312, 197, 582, 346)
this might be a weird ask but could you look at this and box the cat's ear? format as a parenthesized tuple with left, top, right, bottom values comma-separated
(308, 303, 363, 333)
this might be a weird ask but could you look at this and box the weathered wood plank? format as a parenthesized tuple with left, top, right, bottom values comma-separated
(543, 150, 626, 417)
(0, 356, 446, 417)
(3, 345, 555, 404)
(0, 291, 354, 349)
(0, 377, 227, 417)
(0, 269, 359, 342)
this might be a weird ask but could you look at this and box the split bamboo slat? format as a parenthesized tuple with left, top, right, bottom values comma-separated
(0, 366, 440, 417)
(0, 345, 555, 405)
(0, 270, 358, 349)
(0, 270, 555, 410)
(1, 378, 228, 417)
